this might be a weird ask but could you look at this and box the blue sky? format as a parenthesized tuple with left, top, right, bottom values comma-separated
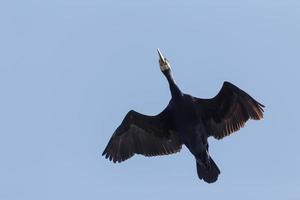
(1, 0, 300, 199)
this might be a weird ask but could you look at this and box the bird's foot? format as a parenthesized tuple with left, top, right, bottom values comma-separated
(196, 152, 211, 170)
(205, 158, 211, 170)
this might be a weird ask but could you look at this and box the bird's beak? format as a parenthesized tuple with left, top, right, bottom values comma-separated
(157, 48, 165, 62)
(157, 48, 171, 71)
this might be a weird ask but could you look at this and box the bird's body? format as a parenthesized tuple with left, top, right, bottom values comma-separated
(102, 49, 264, 183)
(163, 95, 208, 154)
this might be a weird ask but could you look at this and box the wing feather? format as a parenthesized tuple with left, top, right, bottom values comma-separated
(195, 81, 264, 139)
(102, 108, 182, 163)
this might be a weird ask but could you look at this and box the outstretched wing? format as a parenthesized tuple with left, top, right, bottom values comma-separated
(102, 108, 182, 163)
(194, 81, 264, 139)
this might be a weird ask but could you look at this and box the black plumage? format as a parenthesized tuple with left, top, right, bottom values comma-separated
(102, 49, 264, 183)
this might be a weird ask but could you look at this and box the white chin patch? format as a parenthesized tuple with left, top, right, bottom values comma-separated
(160, 63, 170, 71)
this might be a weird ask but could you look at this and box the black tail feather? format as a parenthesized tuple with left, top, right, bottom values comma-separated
(196, 157, 220, 183)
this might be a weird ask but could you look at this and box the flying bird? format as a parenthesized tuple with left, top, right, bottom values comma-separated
(102, 49, 264, 183)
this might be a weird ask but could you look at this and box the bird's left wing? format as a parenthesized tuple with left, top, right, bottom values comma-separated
(194, 81, 264, 140)
(102, 108, 182, 163)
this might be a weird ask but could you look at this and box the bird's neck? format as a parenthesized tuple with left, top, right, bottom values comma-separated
(163, 69, 182, 99)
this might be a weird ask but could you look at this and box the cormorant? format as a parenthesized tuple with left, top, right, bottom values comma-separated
(102, 49, 264, 183)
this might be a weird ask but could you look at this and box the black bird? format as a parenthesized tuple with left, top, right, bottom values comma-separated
(102, 49, 264, 183)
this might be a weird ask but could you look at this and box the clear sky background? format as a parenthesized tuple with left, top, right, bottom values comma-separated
(1, 0, 300, 199)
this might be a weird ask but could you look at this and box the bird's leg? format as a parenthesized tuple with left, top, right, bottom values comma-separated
(201, 134, 209, 152)
(184, 129, 211, 169)
(196, 134, 211, 169)
(206, 143, 209, 152)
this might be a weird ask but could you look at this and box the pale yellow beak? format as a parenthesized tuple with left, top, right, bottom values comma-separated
(157, 48, 165, 62)
(157, 48, 170, 71)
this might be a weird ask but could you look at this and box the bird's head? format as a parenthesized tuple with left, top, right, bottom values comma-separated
(157, 48, 171, 72)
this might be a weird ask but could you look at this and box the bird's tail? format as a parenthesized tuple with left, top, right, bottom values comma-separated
(196, 156, 220, 183)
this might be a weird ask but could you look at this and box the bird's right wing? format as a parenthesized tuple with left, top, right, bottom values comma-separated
(194, 81, 264, 139)
(102, 108, 182, 163)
